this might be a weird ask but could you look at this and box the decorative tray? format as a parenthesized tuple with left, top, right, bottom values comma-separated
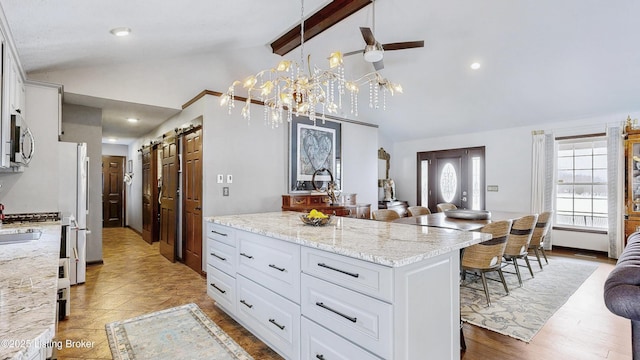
(444, 209, 491, 220)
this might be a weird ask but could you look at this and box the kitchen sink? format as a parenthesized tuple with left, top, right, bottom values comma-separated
(0, 228, 42, 244)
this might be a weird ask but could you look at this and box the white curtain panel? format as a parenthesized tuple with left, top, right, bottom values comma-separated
(531, 133, 545, 214)
(607, 126, 624, 258)
(543, 133, 555, 249)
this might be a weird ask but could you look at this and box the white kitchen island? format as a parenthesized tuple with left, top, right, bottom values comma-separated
(206, 211, 490, 360)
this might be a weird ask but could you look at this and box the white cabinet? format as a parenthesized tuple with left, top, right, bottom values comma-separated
(0, 31, 26, 168)
(237, 231, 300, 303)
(301, 317, 381, 360)
(206, 223, 238, 316)
(301, 246, 393, 302)
(237, 275, 300, 359)
(206, 222, 461, 359)
(301, 273, 393, 359)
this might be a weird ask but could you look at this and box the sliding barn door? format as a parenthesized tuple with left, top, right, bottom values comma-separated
(159, 135, 178, 262)
(182, 128, 203, 273)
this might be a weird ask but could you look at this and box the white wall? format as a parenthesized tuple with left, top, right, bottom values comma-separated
(127, 94, 380, 235)
(102, 143, 128, 157)
(391, 111, 637, 251)
(61, 103, 103, 262)
(0, 82, 61, 213)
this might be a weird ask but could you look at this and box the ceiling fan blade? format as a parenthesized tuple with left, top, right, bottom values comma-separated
(373, 59, 384, 71)
(381, 40, 425, 51)
(360, 27, 377, 46)
(343, 49, 364, 57)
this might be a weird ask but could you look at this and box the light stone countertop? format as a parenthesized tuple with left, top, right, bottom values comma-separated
(0, 222, 61, 360)
(207, 211, 491, 267)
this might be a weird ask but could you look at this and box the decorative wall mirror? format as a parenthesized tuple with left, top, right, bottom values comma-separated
(378, 147, 395, 201)
(378, 147, 390, 179)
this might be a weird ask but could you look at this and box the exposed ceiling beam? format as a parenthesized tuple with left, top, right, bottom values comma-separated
(270, 0, 372, 56)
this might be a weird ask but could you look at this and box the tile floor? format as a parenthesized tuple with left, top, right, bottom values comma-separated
(54, 227, 281, 360)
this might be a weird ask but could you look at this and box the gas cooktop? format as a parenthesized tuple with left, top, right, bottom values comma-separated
(3, 212, 61, 224)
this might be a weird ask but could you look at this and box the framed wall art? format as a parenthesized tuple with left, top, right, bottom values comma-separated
(289, 116, 341, 193)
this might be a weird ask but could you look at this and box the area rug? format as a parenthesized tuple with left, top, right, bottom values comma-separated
(460, 257, 598, 343)
(105, 303, 253, 360)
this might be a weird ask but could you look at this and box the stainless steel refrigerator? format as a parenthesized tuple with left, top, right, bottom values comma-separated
(58, 142, 89, 285)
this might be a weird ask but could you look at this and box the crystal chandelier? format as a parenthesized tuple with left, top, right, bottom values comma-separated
(220, 0, 403, 127)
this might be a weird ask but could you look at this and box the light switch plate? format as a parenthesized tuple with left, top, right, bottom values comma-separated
(217, 174, 223, 183)
(227, 174, 233, 184)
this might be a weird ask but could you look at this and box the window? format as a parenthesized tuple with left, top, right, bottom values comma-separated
(555, 136, 607, 230)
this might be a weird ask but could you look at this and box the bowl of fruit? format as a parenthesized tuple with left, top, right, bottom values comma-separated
(300, 209, 333, 226)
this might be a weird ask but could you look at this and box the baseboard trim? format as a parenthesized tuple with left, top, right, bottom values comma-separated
(125, 225, 143, 236)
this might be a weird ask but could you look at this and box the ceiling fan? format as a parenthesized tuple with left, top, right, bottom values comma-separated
(343, 0, 424, 71)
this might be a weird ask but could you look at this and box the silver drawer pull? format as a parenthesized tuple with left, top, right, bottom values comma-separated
(269, 264, 286, 272)
(268, 318, 286, 330)
(211, 230, 228, 236)
(315, 302, 357, 323)
(240, 252, 254, 259)
(210, 283, 226, 294)
(211, 252, 226, 261)
(240, 299, 253, 308)
(317, 263, 359, 278)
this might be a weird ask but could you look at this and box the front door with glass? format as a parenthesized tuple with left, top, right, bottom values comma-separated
(417, 147, 485, 212)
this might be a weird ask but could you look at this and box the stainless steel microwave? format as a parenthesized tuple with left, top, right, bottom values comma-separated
(10, 113, 34, 166)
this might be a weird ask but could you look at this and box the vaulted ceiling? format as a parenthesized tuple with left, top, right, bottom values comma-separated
(1, 0, 639, 144)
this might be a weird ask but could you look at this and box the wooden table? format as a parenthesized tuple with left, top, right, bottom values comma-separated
(393, 211, 530, 231)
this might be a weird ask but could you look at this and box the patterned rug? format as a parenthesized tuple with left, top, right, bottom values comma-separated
(105, 303, 253, 360)
(460, 257, 598, 342)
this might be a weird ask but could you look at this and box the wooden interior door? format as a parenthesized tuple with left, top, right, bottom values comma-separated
(159, 136, 178, 262)
(182, 128, 203, 274)
(141, 147, 158, 244)
(102, 155, 125, 227)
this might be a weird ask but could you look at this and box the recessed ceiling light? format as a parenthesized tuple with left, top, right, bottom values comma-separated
(110, 27, 131, 37)
(470, 62, 481, 70)
(127, 117, 139, 123)
(108, 138, 117, 142)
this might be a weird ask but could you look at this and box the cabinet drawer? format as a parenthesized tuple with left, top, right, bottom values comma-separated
(301, 247, 393, 302)
(290, 195, 310, 206)
(206, 265, 236, 314)
(301, 274, 392, 359)
(237, 231, 300, 303)
(207, 238, 236, 275)
(207, 223, 236, 247)
(237, 275, 300, 360)
(301, 317, 382, 360)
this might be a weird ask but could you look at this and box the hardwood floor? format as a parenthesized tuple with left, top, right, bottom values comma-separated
(54, 228, 631, 359)
(462, 248, 632, 360)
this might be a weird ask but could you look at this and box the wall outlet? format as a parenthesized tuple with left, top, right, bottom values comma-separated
(227, 174, 233, 183)
(217, 174, 223, 183)
(487, 185, 499, 192)
(223, 187, 229, 196)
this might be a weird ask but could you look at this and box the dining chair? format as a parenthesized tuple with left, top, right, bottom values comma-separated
(436, 203, 457, 212)
(528, 211, 553, 270)
(502, 214, 538, 286)
(372, 209, 401, 222)
(461, 220, 513, 306)
(407, 206, 431, 217)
